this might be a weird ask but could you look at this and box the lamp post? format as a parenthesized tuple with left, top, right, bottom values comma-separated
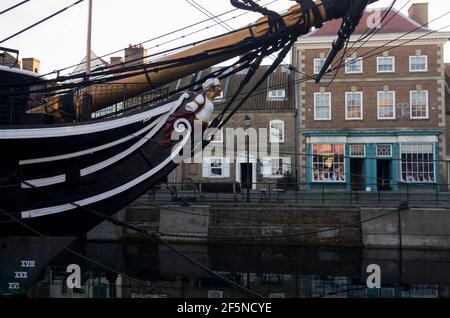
(244, 115, 252, 203)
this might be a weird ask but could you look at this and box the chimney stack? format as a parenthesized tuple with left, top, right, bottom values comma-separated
(22, 57, 40, 73)
(124, 44, 147, 67)
(408, 2, 428, 28)
(110, 56, 123, 66)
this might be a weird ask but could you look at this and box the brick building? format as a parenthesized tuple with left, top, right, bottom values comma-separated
(292, 3, 450, 191)
(22, 57, 40, 73)
(445, 63, 450, 182)
(0, 52, 21, 69)
(170, 65, 297, 190)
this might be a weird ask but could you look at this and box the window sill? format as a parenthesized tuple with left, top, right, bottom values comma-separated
(311, 181, 346, 184)
(400, 181, 436, 184)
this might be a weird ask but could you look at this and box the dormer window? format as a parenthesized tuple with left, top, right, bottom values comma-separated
(268, 89, 286, 100)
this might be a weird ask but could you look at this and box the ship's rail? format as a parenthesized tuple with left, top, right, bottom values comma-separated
(90, 84, 170, 120)
(0, 83, 170, 126)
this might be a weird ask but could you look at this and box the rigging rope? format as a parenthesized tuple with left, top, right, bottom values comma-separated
(0, 0, 85, 44)
(0, 0, 31, 16)
(213, 1, 316, 129)
(0, 0, 336, 92)
(230, 0, 286, 34)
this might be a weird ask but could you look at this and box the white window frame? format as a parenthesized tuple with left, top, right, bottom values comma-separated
(314, 92, 331, 121)
(209, 157, 223, 178)
(314, 58, 326, 75)
(377, 91, 396, 120)
(409, 55, 428, 72)
(262, 156, 291, 178)
(377, 56, 395, 73)
(202, 157, 230, 178)
(349, 144, 366, 158)
(400, 143, 435, 183)
(268, 89, 286, 100)
(345, 57, 363, 74)
(376, 144, 393, 158)
(410, 90, 429, 119)
(269, 119, 285, 143)
(345, 91, 363, 120)
(312, 144, 346, 183)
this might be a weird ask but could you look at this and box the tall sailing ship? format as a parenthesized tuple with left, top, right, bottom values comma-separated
(0, 0, 376, 236)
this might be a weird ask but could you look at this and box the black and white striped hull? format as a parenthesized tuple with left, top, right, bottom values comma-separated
(0, 92, 194, 237)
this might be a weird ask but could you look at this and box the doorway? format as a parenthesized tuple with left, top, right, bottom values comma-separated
(240, 163, 253, 190)
(377, 160, 392, 191)
(350, 158, 365, 190)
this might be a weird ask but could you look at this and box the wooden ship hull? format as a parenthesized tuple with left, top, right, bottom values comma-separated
(0, 0, 375, 237)
(0, 89, 194, 236)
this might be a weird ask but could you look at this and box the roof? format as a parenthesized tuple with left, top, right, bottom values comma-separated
(160, 65, 295, 112)
(0, 65, 41, 78)
(214, 65, 295, 111)
(71, 50, 109, 75)
(306, 8, 430, 37)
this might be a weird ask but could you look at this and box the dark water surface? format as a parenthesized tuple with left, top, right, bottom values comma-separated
(1, 237, 450, 298)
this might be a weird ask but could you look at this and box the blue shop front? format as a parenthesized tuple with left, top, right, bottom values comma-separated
(304, 130, 441, 192)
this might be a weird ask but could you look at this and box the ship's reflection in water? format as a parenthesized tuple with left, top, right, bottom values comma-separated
(2, 238, 450, 298)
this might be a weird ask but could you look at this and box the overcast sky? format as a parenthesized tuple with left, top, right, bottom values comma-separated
(1, 0, 449, 75)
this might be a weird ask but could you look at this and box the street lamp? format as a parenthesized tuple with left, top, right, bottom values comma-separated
(244, 115, 252, 203)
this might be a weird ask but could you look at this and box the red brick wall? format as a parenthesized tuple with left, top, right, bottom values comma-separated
(303, 80, 440, 130)
(303, 45, 441, 79)
(300, 44, 443, 130)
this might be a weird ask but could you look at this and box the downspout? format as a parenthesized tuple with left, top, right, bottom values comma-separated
(293, 45, 301, 186)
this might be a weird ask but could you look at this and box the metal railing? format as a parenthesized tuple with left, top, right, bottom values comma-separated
(91, 85, 170, 120)
(138, 182, 450, 206)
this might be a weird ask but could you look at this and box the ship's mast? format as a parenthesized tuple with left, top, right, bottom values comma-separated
(86, 0, 93, 76)
(51, 0, 378, 117)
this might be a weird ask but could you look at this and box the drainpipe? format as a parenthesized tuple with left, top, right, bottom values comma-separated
(293, 46, 300, 186)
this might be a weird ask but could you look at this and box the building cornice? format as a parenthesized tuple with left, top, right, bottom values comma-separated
(303, 129, 443, 137)
(302, 76, 444, 84)
(295, 32, 450, 48)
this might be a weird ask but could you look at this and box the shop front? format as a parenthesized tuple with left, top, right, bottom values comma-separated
(304, 131, 441, 192)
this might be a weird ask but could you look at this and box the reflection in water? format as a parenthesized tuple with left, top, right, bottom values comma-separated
(1, 237, 450, 298)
